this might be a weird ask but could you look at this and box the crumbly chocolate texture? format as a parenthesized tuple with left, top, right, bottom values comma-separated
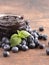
(0, 15, 27, 39)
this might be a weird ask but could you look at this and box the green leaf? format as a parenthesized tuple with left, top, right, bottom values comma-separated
(10, 35, 22, 47)
(10, 30, 30, 47)
(10, 34, 18, 39)
(18, 30, 30, 38)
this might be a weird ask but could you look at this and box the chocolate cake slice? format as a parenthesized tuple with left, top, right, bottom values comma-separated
(0, 14, 27, 39)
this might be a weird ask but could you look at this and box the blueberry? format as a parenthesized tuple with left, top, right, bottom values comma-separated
(34, 33, 38, 38)
(0, 43, 2, 48)
(29, 43, 35, 49)
(34, 38, 40, 48)
(32, 30, 39, 35)
(28, 29, 32, 34)
(2, 37, 10, 44)
(38, 34, 47, 40)
(39, 26, 44, 32)
(5, 39, 10, 44)
(42, 35, 47, 40)
(2, 43, 5, 48)
(32, 32, 38, 38)
(26, 27, 32, 34)
(34, 37, 38, 41)
(26, 25, 30, 29)
(26, 28, 29, 32)
(31, 32, 34, 35)
(3, 51, 10, 57)
(0, 42, 2, 48)
(26, 42, 29, 46)
(4, 44, 10, 51)
(31, 35, 34, 40)
(2, 37, 7, 43)
(22, 45, 29, 51)
(25, 20, 29, 25)
(38, 34, 43, 40)
(27, 36, 34, 43)
(46, 48, 49, 55)
(23, 38, 27, 42)
(36, 31, 39, 34)
(18, 44, 22, 50)
(12, 47, 19, 53)
(21, 40, 27, 45)
(38, 43, 45, 49)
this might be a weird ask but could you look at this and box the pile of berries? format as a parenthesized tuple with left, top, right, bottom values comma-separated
(0, 20, 48, 57)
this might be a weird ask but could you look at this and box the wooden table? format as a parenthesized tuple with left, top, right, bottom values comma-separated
(0, 0, 49, 65)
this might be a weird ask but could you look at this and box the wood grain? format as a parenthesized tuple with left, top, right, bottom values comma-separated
(0, 0, 49, 65)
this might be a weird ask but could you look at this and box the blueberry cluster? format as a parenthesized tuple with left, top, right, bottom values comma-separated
(0, 20, 48, 57)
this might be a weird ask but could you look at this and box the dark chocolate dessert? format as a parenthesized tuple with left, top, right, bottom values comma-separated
(0, 14, 27, 39)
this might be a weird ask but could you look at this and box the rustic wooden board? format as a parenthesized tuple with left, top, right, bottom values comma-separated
(0, 0, 49, 65)
(0, 21, 49, 65)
